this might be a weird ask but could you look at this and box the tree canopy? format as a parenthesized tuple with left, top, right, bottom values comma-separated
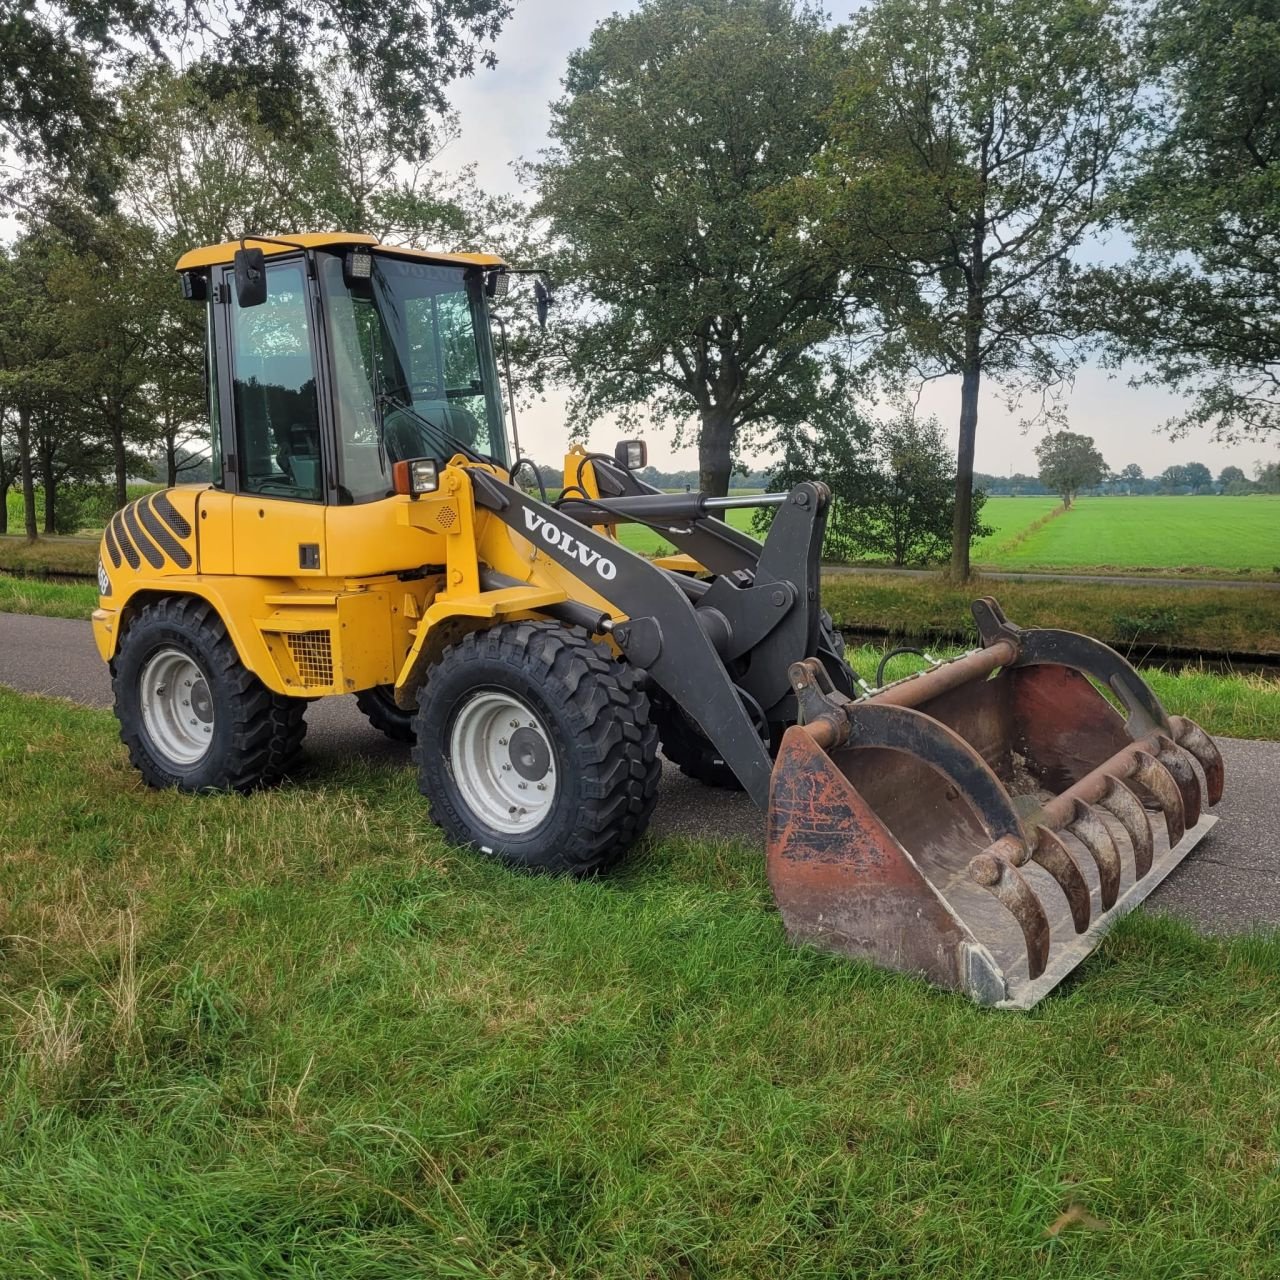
(1, 0, 513, 205)
(783, 0, 1138, 577)
(1091, 0, 1280, 440)
(529, 0, 865, 496)
(1035, 431, 1108, 506)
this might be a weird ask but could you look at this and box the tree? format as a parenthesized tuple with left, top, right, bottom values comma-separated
(768, 408, 990, 566)
(1035, 431, 1107, 507)
(794, 0, 1138, 578)
(1, 0, 512, 206)
(0, 411, 12, 535)
(1091, 0, 1280, 441)
(1159, 464, 1189, 493)
(1183, 461, 1212, 493)
(1119, 463, 1145, 494)
(1254, 461, 1280, 494)
(1218, 464, 1255, 494)
(530, 0, 865, 496)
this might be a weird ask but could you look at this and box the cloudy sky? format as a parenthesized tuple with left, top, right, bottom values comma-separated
(438, 0, 1280, 482)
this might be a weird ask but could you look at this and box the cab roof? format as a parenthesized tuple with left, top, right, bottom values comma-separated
(175, 233, 506, 273)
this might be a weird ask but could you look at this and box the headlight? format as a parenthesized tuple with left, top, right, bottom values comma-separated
(97, 557, 112, 597)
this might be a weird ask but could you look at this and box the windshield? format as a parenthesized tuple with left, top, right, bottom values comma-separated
(319, 251, 508, 502)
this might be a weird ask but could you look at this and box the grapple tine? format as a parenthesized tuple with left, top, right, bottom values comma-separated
(1170, 715, 1224, 806)
(1132, 750, 1186, 848)
(1031, 826, 1091, 933)
(1156, 735, 1202, 829)
(969, 848, 1051, 980)
(1066, 799, 1122, 910)
(1098, 776, 1155, 879)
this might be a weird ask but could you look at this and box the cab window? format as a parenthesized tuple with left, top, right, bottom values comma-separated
(229, 259, 322, 500)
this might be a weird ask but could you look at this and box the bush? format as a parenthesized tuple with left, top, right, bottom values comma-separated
(763, 408, 990, 566)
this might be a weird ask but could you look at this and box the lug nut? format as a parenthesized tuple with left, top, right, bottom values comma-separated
(498, 737, 507, 745)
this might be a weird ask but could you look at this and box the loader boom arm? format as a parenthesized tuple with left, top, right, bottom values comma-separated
(471, 472, 841, 809)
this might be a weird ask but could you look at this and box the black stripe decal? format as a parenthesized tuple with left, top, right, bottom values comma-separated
(139, 494, 192, 568)
(152, 491, 192, 539)
(123, 501, 165, 569)
(112, 512, 140, 570)
(104, 521, 122, 568)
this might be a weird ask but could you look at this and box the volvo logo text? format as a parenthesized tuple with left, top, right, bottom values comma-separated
(522, 508, 618, 581)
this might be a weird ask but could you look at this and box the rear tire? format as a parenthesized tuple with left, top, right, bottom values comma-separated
(414, 621, 660, 874)
(651, 695, 744, 791)
(355, 684, 416, 743)
(112, 596, 306, 792)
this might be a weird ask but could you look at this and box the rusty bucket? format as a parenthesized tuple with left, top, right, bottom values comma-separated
(765, 598, 1224, 1008)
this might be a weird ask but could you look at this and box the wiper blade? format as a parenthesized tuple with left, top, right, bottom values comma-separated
(375, 389, 498, 469)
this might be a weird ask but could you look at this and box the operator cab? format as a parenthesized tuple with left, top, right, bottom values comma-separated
(178, 234, 511, 506)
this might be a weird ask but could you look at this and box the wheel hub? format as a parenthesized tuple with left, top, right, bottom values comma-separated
(508, 726, 551, 781)
(139, 647, 215, 767)
(449, 691, 557, 835)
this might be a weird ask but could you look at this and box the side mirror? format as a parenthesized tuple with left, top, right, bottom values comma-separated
(233, 247, 268, 308)
(614, 439, 647, 471)
(534, 276, 552, 330)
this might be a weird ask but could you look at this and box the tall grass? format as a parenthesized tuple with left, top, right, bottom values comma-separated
(0, 572, 100, 618)
(845, 643, 1280, 740)
(824, 573, 1280, 655)
(0, 688, 1278, 1277)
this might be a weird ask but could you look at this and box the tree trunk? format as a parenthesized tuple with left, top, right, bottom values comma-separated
(697, 405, 735, 500)
(950, 354, 980, 581)
(112, 418, 128, 511)
(0, 427, 9, 537)
(40, 439, 56, 535)
(166, 430, 177, 488)
(16, 405, 37, 542)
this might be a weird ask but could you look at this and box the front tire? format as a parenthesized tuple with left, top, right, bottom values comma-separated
(112, 596, 306, 792)
(414, 621, 660, 874)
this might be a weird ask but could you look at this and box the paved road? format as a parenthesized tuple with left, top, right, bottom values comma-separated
(825, 564, 1280, 591)
(2, 610, 1278, 936)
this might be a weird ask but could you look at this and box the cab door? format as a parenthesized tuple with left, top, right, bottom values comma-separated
(218, 255, 331, 579)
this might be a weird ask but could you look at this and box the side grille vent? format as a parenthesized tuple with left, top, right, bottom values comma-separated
(284, 630, 334, 687)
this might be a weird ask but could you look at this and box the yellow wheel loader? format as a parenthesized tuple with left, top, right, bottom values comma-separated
(93, 234, 1225, 1007)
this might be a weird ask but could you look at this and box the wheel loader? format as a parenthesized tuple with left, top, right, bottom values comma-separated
(93, 233, 1225, 1008)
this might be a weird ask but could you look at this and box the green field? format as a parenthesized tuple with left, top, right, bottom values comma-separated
(619, 494, 1280, 577)
(975, 495, 1280, 575)
(0, 685, 1277, 1277)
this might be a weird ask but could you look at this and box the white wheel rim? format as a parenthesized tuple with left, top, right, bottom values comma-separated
(139, 647, 215, 767)
(448, 690, 557, 836)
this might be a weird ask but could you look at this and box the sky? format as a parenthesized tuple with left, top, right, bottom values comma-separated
(439, 0, 1277, 482)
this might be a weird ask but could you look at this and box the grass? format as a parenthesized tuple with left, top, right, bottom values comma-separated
(849, 644, 1280, 741)
(0, 572, 100, 620)
(615, 494, 1280, 579)
(0, 685, 1278, 1277)
(824, 572, 1280, 656)
(985, 495, 1280, 576)
(9, 568, 1279, 657)
(5, 481, 159, 539)
(0, 535, 100, 578)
